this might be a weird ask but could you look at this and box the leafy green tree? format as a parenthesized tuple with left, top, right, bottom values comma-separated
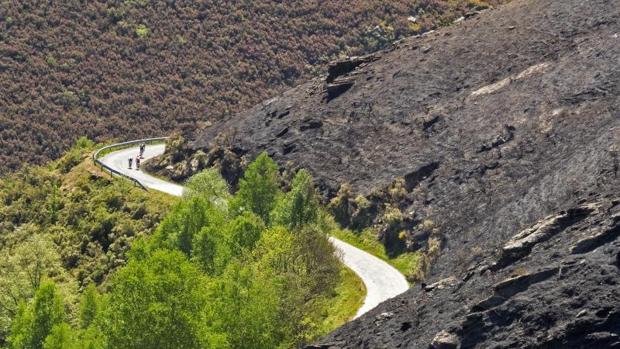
(272, 169, 320, 228)
(152, 196, 215, 255)
(0, 234, 67, 340)
(103, 250, 224, 349)
(9, 281, 65, 349)
(7, 303, 32, 349)
(191, 226, 229, 275)
(230, 152, 280, 224)
(225, 211, 265, 255)
(29, 282, 65, 349)
(184, 168, 230, 208)
(74, 325, 105, 349)
(79, 285, 98, 330)
(251, 225, 340, 345)
(290, 226, 340, 296)
(43, 323, 75, 349)
(208, 260, 283, 349)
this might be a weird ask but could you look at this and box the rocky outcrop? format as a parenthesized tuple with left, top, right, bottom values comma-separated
(313, 196, 620, 348)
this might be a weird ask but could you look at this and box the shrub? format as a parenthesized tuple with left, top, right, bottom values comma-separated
(45, 55, 58, 67)
(383, 204, 403, 226)
(388, 178, 407, 201)
(134, 24, 149, 38)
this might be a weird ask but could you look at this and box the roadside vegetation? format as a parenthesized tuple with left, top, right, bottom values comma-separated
(0, 141, 363, 348)
(332, 228, 423, 282)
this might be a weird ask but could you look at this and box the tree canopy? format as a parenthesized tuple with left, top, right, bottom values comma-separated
(3, 152, 347, 348)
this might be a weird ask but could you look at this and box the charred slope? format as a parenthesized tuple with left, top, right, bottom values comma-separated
(312, 195, 620, 349)
(155, 0, 620, 347)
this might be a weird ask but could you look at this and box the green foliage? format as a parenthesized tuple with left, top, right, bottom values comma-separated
(134, 24, 149, 38)
(183, 167, 230, 207)
(79, 285, 98, 330)
(0, 142, 174, 344)
(118, 155, 345, 347)
(230, 152, 280, 224)
(207, 260, 283, 349)
(104, 250, 219, 349)
(2, 151, 361, 348)
(43, 323, 75, 349)
(272, 169, 320, 228)
(225, 211, 265, 255)
(313, 265, 365, 336)
(153, 196, 213, 255)
(7, 304, 32, 349)
(9, 281, 64, 349)
(191, 226, 229, 275)
(0, 234, 71, 342)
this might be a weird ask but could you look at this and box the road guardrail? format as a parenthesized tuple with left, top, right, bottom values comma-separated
(93, 137, 169, 191)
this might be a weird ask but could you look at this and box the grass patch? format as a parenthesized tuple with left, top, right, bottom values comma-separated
(332, 228, 422, 282)
(313, 265, 366, 338)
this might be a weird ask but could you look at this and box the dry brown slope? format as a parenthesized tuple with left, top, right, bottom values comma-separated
(0, 0, 502, 173)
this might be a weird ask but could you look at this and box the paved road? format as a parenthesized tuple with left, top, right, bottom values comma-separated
(99, 144, 184, 197)
(99, 143, 409, 318)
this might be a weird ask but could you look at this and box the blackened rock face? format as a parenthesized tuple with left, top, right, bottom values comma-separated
(157, 0, 619, 347)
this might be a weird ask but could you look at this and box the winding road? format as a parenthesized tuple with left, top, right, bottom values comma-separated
(99, 143, 409, 318)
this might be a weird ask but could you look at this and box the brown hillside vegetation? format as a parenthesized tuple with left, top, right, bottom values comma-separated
(0, 0, 504, 173)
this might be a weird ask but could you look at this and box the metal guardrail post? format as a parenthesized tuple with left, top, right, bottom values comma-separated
(93, 137, 170, 191)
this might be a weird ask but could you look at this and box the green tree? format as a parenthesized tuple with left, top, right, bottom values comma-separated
(251, 225, 340, 345)
(7, 303, 32, 349)
(43, 323, 75, 349)
(74, 325, 105, 349)
(225, 211, 265, 255)
(272, 169, 320, 228)
(103, 250, 223, 349)
(230, 153, 280, 224)
(9, 281, 65, 349)
(184, 168, 230, 208)
(79, 285, 98, 330)
(29, 282, 64, 349)
(191, 226, 229, 275)
(152, 196, 215, 255)
(208, 261, 283, 349)
(0, 234, 67, 340)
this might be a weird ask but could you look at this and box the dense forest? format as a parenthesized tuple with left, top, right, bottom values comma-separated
(0, 0, 504, 173)
(0, 141, 361, 348)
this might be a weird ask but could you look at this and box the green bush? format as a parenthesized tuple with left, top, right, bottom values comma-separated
(134, 24, 149, 38)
